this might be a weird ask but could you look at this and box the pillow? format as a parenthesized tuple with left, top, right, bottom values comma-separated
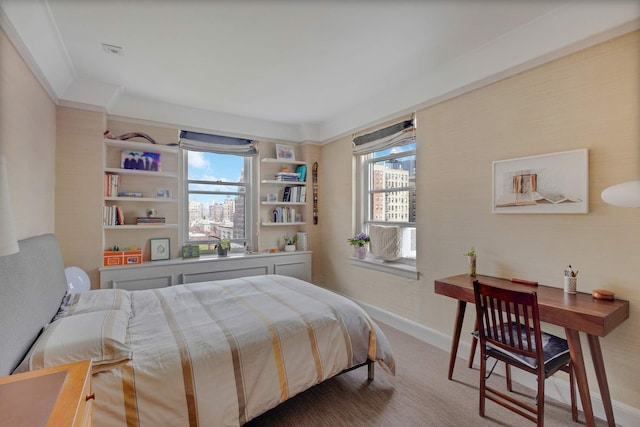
(14, 310, 131, 374)
(67, 288, 132, 317)
(51, 290, 74, 322)
(369, 225, 402, 261)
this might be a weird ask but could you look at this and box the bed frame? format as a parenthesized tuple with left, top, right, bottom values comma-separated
(0, 234, 68, 376)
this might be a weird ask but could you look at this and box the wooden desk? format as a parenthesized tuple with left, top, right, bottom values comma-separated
(434, 274, 629, 427)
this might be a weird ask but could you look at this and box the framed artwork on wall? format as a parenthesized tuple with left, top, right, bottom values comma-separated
(492, 148, 589, 214)
(275, 144, 295, 160)
(150, 238, 170, 261)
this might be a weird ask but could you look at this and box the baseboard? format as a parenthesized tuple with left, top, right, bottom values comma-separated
(349, 296, 640, 427)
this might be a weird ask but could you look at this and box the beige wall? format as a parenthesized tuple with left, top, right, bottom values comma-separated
(55, 107, 105, 287)
(0, 28, 56, 240)
(320, 31, 640, 408)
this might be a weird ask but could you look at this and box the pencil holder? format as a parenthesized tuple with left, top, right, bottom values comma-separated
(564, 276, 577, 294)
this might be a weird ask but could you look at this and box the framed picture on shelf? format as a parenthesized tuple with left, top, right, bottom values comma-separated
(266, 193, 278, 202)
(181, 245, 200, 259)
(156, 188, 171, 198)
(121, 150, 161, 171)
(150, 238, 170, 261)
(275, 144, 295, 161)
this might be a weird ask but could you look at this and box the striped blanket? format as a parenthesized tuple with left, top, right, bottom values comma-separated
(91, 275, 395, 426)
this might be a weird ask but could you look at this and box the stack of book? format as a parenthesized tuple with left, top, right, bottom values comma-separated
(103, 205, 125, 226)
(282, 186, 306, 202)
(104, 173, 120, 197)
(136, 216, 166, 225)
(275, 172, 300, 182)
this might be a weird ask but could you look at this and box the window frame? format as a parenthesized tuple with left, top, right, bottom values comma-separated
(356, 142, 416, 265)
(182, 150, 256, 254)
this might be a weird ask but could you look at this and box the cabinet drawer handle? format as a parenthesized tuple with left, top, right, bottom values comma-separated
(86, 393, 95, 401)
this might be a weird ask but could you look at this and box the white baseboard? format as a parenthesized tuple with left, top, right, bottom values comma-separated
(349, 296, 640, 427)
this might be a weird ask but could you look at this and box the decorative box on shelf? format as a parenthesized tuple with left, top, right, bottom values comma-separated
(103, 249, 143, 266)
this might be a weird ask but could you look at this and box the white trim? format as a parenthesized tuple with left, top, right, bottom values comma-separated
(347, 296, 640, 427)
(349, 257, 418, 280)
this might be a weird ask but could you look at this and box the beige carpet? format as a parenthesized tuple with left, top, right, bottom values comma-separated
(246, 322, 608, 427)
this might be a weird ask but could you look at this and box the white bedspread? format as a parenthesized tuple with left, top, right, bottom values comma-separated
(91, 275, 395, 426)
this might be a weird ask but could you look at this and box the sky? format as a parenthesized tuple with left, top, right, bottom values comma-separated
(187, 151, 245, 207)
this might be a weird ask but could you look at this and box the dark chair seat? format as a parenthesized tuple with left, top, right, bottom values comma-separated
(472, 324, 571, 374)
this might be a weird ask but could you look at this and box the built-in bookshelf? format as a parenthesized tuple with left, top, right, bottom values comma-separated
(260, 157, 308, 227)
(102, 138, 179, 256)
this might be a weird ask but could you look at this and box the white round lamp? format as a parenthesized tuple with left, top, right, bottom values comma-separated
(601, 180, 640, 208)
(64, 266, 91, 293)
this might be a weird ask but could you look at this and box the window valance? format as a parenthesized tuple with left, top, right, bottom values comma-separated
(352, 115, 416, 155)
(180, 130, 258, 156)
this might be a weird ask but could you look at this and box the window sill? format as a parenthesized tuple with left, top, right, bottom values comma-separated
(349, 257, 419, 280)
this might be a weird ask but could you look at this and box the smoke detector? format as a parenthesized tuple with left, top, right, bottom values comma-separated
(101, 43, 124, 56)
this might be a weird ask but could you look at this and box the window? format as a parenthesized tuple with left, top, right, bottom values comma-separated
(180, 131, 256, 254)
(355, 119, 416, 262)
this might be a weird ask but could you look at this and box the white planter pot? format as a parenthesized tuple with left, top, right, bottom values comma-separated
(284, 245, 296, 252)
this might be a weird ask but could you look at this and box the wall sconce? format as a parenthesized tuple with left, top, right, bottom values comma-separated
(601, 180, 640, 208)
(0, 156, 19, 256)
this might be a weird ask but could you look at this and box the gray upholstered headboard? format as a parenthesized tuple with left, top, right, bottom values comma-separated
(0, 234, 68, 376)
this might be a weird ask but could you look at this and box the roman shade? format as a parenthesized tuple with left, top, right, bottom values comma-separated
(180, 130, 258, 156)
(352, 115, 416, 155)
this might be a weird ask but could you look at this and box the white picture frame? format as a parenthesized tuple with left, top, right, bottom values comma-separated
(156, 188, 171, 198)
(492, 149, 589, 214)
(275, 144, 295, 161)
(150, 238, 170, 261)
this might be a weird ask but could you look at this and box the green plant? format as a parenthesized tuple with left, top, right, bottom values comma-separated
(464, 246, 476, 257)
(348, 233, 370, 247)
(219, 238, 231, 250)
(283, 234, 297, 245)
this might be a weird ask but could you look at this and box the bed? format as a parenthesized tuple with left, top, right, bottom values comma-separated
(0, 234, 395, 426)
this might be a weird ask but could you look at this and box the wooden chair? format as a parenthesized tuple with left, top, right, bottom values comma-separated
(472, 280, 578, 426)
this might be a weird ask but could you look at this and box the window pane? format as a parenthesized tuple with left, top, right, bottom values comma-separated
(361, 139, 416, 262)
(371, 141, 416, 158)
(368, 189, 416, 223)
(186, 151, 247, 248)
(187, 151, 245, 181)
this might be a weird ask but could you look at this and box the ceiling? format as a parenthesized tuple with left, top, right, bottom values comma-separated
(1, 1, 638, 143)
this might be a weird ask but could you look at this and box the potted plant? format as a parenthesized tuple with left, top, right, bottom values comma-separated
(348, 233, 370, 260)
(464, 246, 476, 276)
(283, 234, 297, 252)
(217, 238, 231, 256)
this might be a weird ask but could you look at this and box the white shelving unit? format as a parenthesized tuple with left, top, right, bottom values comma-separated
(102, 138, 180, 252)
(260, 157, 308, 228)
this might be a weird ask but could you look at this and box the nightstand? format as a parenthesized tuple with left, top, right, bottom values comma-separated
(0, 359, 94, 427)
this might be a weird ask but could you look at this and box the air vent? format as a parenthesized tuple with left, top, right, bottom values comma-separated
(101, 43, 124, 56)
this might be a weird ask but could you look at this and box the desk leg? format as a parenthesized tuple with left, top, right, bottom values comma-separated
(468, 318, 478, 369)
(566, 328, 595, 427)
(448, 300, 466, 380)
(587, 334, 615, 427)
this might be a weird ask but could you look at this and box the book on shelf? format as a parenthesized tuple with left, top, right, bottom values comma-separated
(275, 172, 300, 181)
(282, 186, 291, 202)
(295, 165, 307, 182)
(270, 206, 299, 223)
(104, 173, 120, 197)
(117, 191, 143, 198)
(136, 217, 166, 224)
(103, 205, 125, 226)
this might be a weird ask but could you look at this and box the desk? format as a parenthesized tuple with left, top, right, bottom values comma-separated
(434, 274, 629, 427)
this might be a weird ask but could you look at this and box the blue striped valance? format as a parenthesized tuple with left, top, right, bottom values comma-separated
(180, 130, 258, 156)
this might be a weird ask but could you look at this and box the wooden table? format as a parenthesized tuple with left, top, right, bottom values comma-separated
(434, 274, 629, 427)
